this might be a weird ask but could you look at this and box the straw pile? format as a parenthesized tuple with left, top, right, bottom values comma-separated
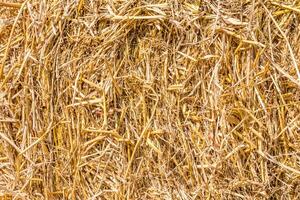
(0, 0, 300, 199)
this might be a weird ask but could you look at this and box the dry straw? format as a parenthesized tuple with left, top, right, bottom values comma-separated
(0, 0, 300, 199)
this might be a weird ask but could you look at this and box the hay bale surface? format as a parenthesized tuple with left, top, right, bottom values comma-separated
(0, 0, 300, 199)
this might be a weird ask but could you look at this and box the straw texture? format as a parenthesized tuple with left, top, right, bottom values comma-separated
(0, 0, 300, 199)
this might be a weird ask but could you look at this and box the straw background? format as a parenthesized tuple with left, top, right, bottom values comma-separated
(0, 0, 300, 199)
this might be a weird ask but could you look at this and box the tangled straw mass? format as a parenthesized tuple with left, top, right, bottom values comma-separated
(0, 0, 300, 199)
